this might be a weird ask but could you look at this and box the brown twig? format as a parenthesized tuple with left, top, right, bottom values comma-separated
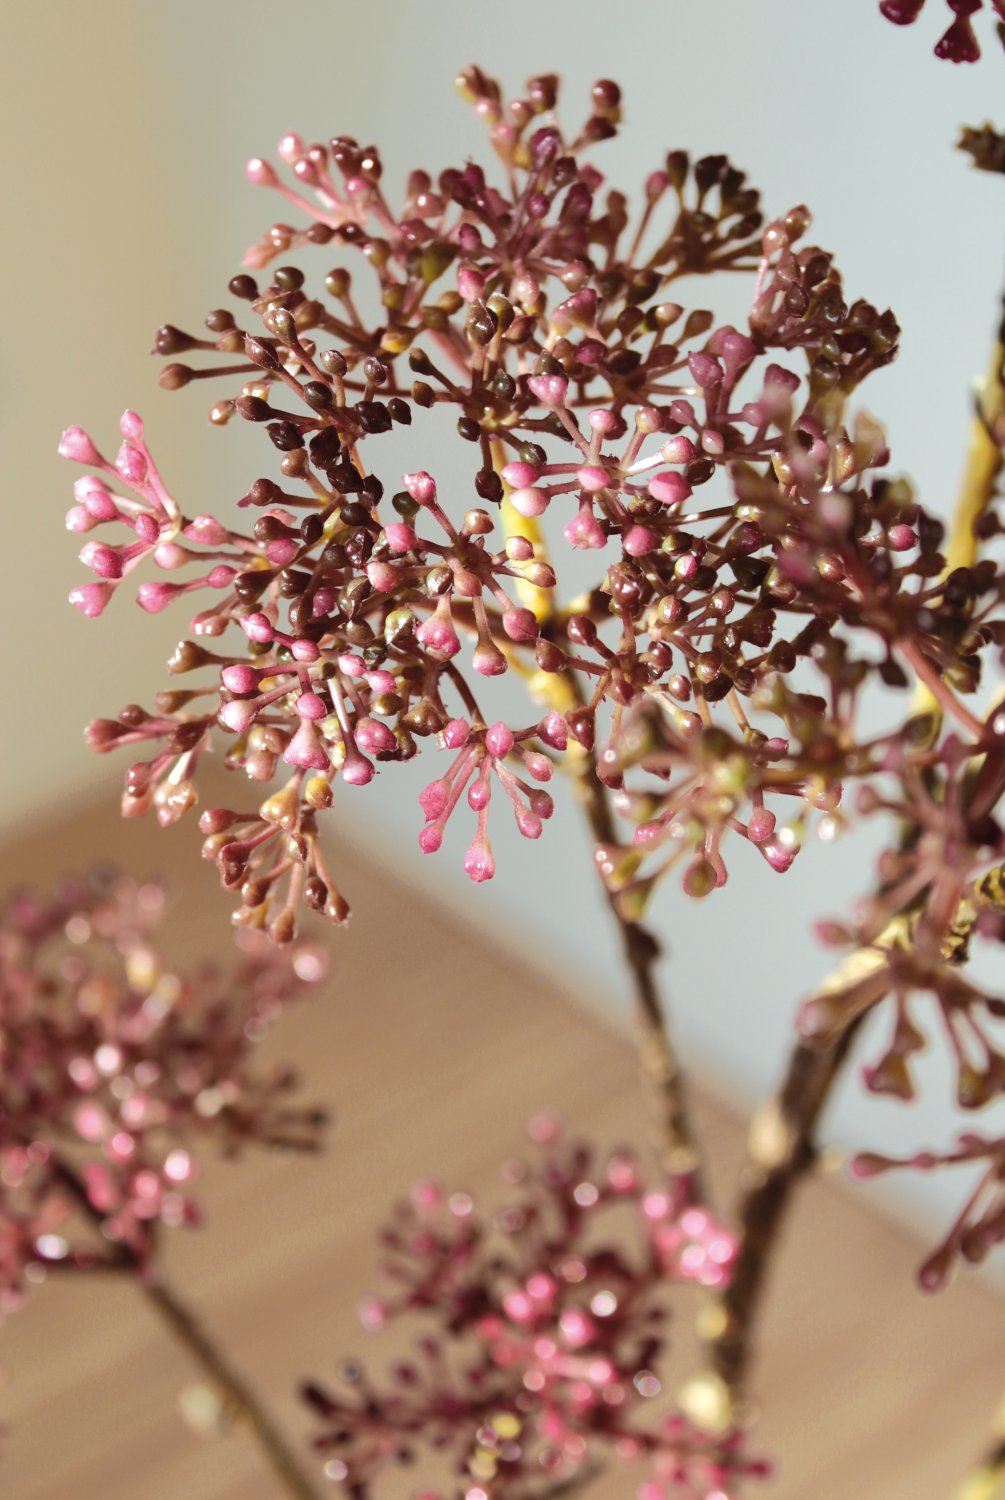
(51, 1153, 321, 1500)
(142, 1277, 321, 1500)
(575, 759, 707, 1194)
(708, 1021, 862, 1394)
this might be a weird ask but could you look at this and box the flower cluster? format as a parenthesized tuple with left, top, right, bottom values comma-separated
(0, 871, 324, 1319)
(302, 1116, 762, 1500)
(57, 67, 929, 940)
(879, 0, 1005, 60)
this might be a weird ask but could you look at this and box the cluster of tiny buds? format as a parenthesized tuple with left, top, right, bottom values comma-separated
(303, 1115, 757, 1500)
(0, 871, 324, 1326)
(880, 0, 1005, 60)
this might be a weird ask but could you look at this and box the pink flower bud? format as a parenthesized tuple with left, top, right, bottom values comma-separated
(441, 719, 469, 749)
(527, 373, 569, 408)
(208, 565, 236, 589)
(457, 265, 485, 301)
(354, 717, 396, 754)
(648, 472, 692, 506)
(588, 408, 618, 435)
(119, 410, 144, 440)
(623, 524, 658, 557)
(338, 653, 367, 677)
(538, 712, 568, 750)
(366, 669, 396, 693)
(241, 612, 275, 643)
(296, 691, 327, 720)
(502, 607, 538, 641)
(283, 719, 330, 771)
(473, 644, 507, 676)
(888, 524, 917, 552)
(760, 836, 796, 873)
(468, 778, 490, 811)
(385, 522, 417, 554)
(367, 560, 401, 592)
(564, 508, 607, 550)
(58, 426, 103, 465)
(246, 156, 279, 187)
(486, 722, 514, 758)
(522, 752, 552, 782)
(420, 779, 449, 819)
(418, 824, 443, 854)
(659, 435, 697, 465)
(341, 748, 375, 785)
(69, 581, 112, 618)
(509, 486, 550, 518)
(222, 664, 258, 694)
(463, 837, 495, 883)
(291, 637, 320, 662)
(79, 542, 123, 580)
(267, 538, 300, 568)
(416, 615, 461, 658)
(403, 470, 437, 505)
(501, 461, 539, 488)
(116, 442, 148, 486)
(576, 465, 608, 493)
(748, 807, 776, 844)
(184, 515, 228, 546)
(516, 808, 543, 839)
(137, 581, 181, 613)
(219, 699, 258, 733)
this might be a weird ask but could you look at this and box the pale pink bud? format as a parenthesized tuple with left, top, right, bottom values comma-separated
(116, 442, 148, 486)
(385, 522, 417, 554)
(648, 472, 692, 506)
(367, 560, 401, 592)
(296, 691, 327, 720)
(137, 581, 181, 613)
(501, 461, 539, 488)
(528, 374, 569, 408)
(416, 615, 461, 658)
(473, 643, 507, 676)
(222, 664, 258, 694)
(241, 612, 275, 644)
(463, 837, 496, 883)
(576, 465, 608, 493)
(79, 542, 123, 580)
(418, 824, 443, 853)
(441, 719, 469, 749)
(283, 719, 330, 770)
(354, 716, 396, 753)
(748, 807, 776, 844)
(510, 486, 550, 518)
(486, 722, 514, 758)
(291, 638, 320, 662)
(502, 607, 538, 641)
(419, 779, 449, 819)
(403, 470, 437, 505)
(564, 509, 606, 550)
(58, 426, 103, 465)
(623, 524, 658, 557)
(538, 712, 567, 750)
(457, 265, 485, 301)
(119, 409, 144, 440)
(661, 435, 697, 464)
(220, 699, 258, 733)
(69, 581, 112, 618)
(246, 156, 279, 187)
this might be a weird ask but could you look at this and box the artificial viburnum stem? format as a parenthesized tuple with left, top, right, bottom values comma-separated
(575, 753, 707, 1194)
(54, 1151, 322, 1500)
(707, 1022, 862, 1396)
(142, 1278, 322, 1500)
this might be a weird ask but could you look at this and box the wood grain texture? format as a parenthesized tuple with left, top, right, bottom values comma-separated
(0, 776, 1002, 1499)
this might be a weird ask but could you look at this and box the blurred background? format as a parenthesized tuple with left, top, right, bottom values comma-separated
(4, 2, 1005, 1495)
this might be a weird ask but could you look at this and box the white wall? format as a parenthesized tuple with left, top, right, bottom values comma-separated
(8, 0, 1005, 1247)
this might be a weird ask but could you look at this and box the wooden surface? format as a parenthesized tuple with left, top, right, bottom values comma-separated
(1, 779, 1002, 1500)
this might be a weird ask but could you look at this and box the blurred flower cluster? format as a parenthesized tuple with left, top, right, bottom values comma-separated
(0, 870, 323, 1320)
(302, 1116, 764, 1500)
